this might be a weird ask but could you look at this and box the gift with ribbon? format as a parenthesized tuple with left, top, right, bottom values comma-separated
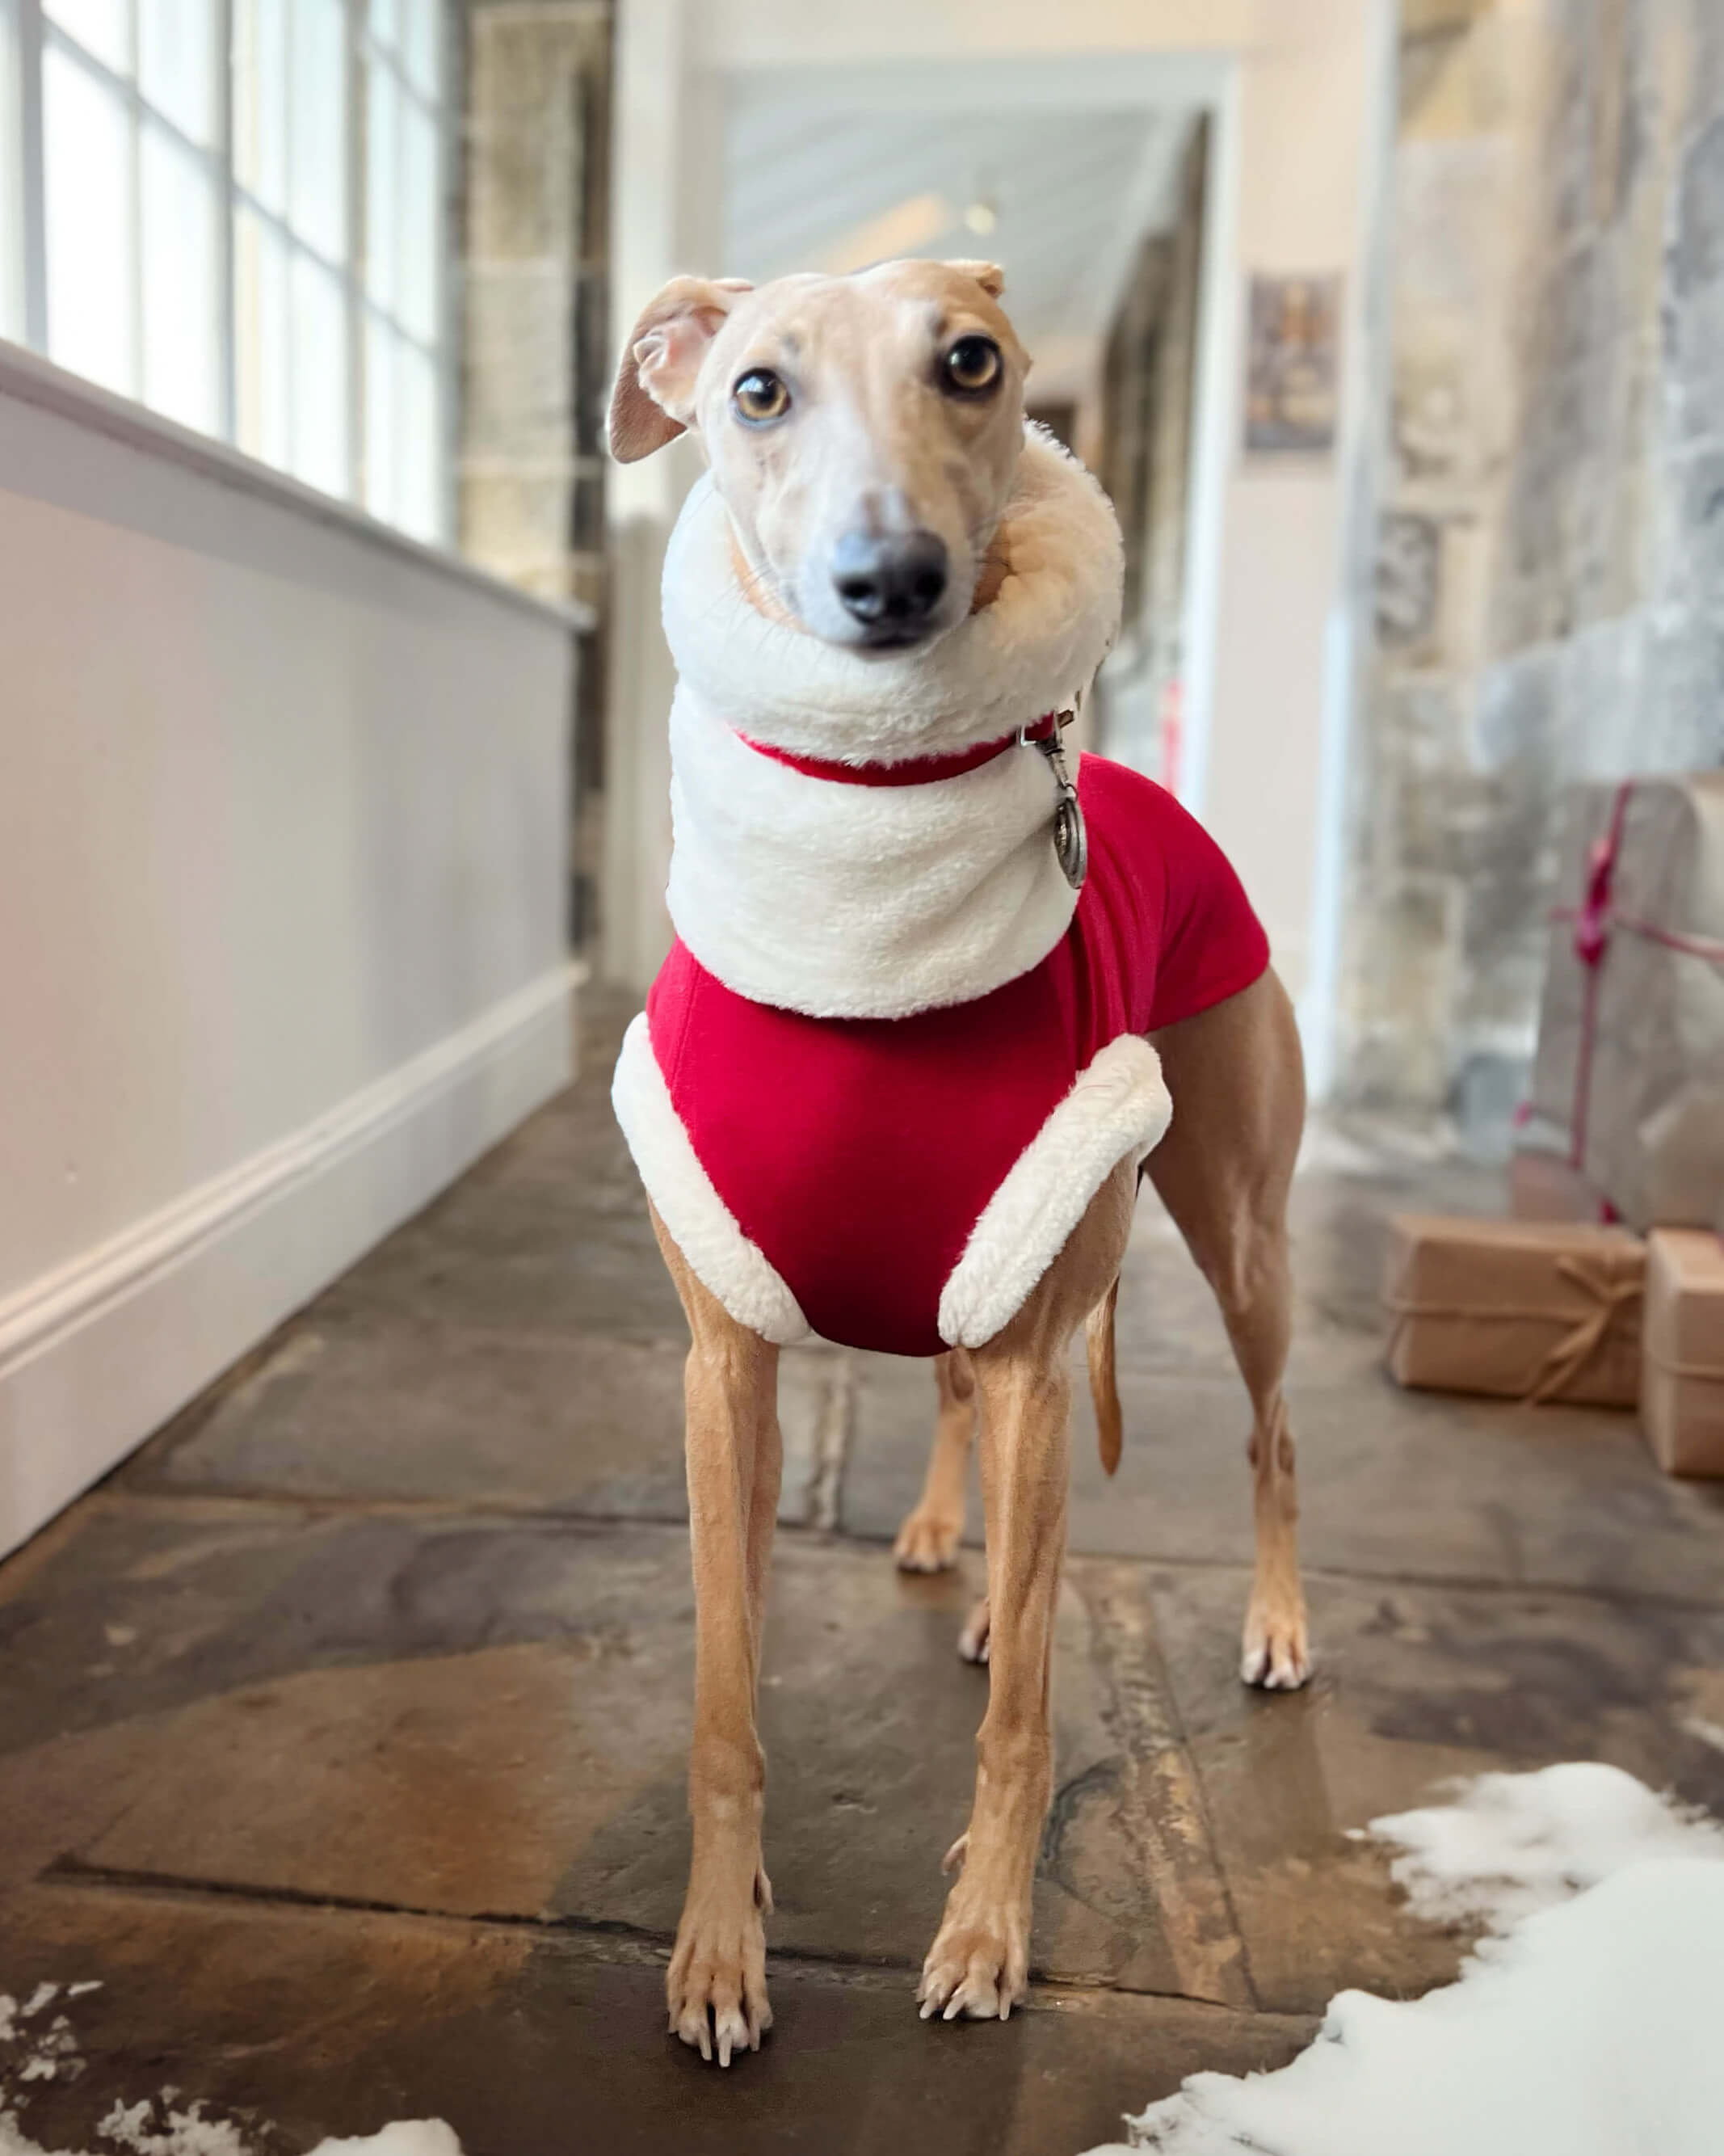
(1641, 1228, 1724, 1476)
(1383, 1214, 1644, 1409)
(1527, 773, 1724, 1230)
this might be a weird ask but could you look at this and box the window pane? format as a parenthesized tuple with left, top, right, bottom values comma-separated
(365, 61, 398, 316)
(368, 0, 397, 53)
(396, 335, 438, 540)
(141, 123, 219, 430)
(43, 46, 135, 396)
(397, 94, 436, 342)
(233, 0, 288, 214)
(289, 0, 347, 260)
(235, 205, 290, 467)
(43, 0, 128, 76)
(400, 0, 435, 99)
(290, 248, 349, 495)
(1, 4, 23, 341)
(139, 0, 215, 145)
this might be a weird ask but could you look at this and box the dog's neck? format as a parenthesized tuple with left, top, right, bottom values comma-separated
(660, 425, 1123, 1022)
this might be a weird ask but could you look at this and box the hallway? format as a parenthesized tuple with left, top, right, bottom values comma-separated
(3, 998, 1724, 2153)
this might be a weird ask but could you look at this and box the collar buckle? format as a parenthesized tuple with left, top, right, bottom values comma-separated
(1019, 704, 1087, 891)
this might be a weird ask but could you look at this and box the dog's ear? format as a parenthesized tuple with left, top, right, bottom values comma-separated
(608, 276, 753, 463)
(944, 260, 1006, 300)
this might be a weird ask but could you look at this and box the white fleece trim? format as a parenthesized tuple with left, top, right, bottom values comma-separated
(611, 1013, 809, 1345)
(666, 685, 1079, 1018)
(662, 423, 1123, 764)
(937, 1034, 1171, 1350)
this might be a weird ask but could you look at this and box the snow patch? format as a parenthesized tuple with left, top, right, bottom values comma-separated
(0, 1980, 461, 2156)
(1085, 1764, 1724, 2156)
(1366, 1760, 1724, 1929)
(93, 2101, 252, 2156)
(309, 2130, 461, 2156)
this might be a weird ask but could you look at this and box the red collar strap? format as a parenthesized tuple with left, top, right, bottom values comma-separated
(738, 711, 1060, 787)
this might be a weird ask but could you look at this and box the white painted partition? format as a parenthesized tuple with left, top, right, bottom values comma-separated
(0, 344, 583, 1559)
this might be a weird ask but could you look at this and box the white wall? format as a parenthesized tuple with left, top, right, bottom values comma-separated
(0, 345, 581, 1558)
(1184, 0, 1389, 1016)
(604, 0, 1390, 1076)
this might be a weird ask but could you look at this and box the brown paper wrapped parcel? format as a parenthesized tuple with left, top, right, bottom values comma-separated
(1642, 1229, 1724, 1476)
(1384, 1215, 1644, 1408)
(1528, 773, 1724, 1230)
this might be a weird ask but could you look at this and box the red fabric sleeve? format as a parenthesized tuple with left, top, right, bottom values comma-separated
(1142, 781, 1271, 1030)
(1071, 756, 1270, 1038)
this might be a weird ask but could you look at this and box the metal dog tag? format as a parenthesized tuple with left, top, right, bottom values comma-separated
(1026, 726, 1087, 891)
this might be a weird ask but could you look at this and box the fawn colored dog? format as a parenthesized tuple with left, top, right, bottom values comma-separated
(608, 258, 1310, 2065)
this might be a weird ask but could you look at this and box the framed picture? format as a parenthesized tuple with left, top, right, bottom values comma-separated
(1243, 273, 1343, 457)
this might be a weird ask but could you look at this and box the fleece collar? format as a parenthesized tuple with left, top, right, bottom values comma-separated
(662, 423, 1124, 764)
(659, 425, 1125, 1021)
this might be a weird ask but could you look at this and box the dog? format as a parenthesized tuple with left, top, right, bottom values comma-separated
(607, 258, 1310, 2065)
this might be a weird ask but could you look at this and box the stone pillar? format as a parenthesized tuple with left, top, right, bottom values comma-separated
(458, 0, 612, 950)
(1097, 120, 1209, 779)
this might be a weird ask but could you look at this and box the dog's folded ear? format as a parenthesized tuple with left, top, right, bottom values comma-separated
(943, 260, 1006, 300)
(608, 276, 754, 463)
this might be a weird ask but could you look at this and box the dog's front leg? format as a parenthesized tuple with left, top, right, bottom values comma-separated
(651, 1207, 781, 2066)
(918, 1342, 1069, 2021)
(917, 1164, 1134, 2023)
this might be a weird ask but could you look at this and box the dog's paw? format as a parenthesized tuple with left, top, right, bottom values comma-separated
(666, 1867, 773, 2066)
(1240, 1587, 1312, 1691)
(957, 1598, 990, 1664)
(894, 1504, 964, 1573)
(917, 1897, 1029, 2023)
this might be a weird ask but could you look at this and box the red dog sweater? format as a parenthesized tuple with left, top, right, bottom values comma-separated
(637, 753, 1267, 1355)
(612, 427, 1269, 1357)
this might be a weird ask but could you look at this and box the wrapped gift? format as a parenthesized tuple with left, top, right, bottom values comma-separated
(1384, 1215, 1644, 1407)
(1641, 1229, 1724, 1476)
(1527, 773, 1724, 1230)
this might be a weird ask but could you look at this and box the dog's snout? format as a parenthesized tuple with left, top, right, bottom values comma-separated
(831, 530, 949, 634)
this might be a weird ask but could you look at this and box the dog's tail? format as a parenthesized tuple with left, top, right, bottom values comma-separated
(1087, 1275, 1123, 1476)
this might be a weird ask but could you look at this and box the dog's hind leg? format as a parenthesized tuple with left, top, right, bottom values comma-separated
(954, 1278, 1121, 1665)
(894, 1350, 976, 1573)
(650, 1203, 782, 2066)
(918, 1160, 1135, 2023)
(1146, 968, 1311, 1690)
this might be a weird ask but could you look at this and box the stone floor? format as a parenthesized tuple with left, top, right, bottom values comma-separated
(4, 996, 1724, 2154)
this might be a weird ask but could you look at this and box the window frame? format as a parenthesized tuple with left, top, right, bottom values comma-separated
(2, 0, 454, 541)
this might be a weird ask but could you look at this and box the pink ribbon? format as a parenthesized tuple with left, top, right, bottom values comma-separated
(1545, 781, 1724, 1175)
(1561, 784, 1634, 1169)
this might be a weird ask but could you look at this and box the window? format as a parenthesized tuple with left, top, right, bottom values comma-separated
(1, 0, 449, 541)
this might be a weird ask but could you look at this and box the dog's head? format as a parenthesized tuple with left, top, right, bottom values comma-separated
(608, 259, 1029, 653)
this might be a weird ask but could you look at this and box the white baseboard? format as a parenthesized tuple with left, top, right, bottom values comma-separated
(0, 962, 582, 1560)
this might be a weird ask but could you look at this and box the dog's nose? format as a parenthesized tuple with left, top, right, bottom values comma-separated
(831, 530, 948, 630)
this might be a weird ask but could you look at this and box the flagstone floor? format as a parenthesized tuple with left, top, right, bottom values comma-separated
(4, 994, 1724, 2154)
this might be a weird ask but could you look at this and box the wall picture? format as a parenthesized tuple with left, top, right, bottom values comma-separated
(1244, 273, 1343, 456)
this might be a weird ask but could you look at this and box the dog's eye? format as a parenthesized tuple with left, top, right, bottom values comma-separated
(733, 368, 790, 423)
(942, 335, 1003, 396)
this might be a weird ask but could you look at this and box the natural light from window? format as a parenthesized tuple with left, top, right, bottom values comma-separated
(0, 0, 448, 543)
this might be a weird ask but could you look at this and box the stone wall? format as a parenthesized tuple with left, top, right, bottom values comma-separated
(1337, 0, 1724, 1141)
(458, 0, 612, 950)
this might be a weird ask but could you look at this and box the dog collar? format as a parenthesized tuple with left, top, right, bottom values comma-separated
(737, 711, 1060, 788)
